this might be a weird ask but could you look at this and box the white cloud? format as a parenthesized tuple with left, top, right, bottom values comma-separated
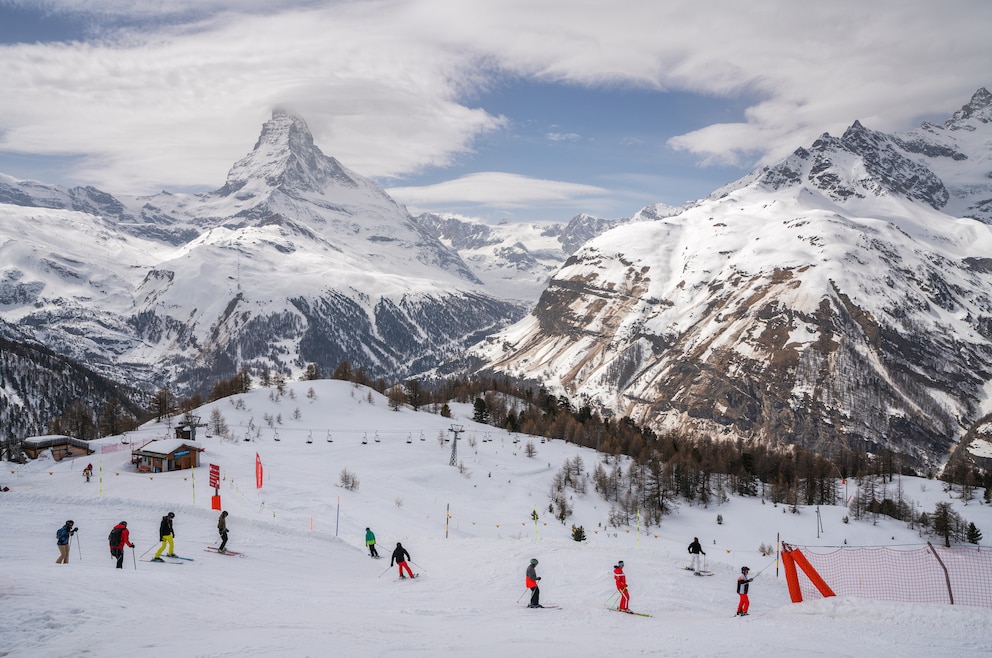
(546, 132, 581, 143)
(0, 0, 989, 196)
(388, 171, 607, 208)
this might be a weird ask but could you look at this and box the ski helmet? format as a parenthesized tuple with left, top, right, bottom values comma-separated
(120, 521, 127, 526)
(530, 558, 538, 565)
(617, 561, 624, 567)
(66, 520, 74, 526)
(167, 512, 175, 518)
(741, 566, 750, 573)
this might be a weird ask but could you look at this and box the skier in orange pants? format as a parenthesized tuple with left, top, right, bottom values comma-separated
(736, 566, 753, 616)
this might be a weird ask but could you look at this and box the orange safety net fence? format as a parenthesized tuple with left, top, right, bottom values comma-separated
(781, 542, 992, 609)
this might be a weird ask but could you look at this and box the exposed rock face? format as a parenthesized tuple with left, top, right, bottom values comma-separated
(0, 111, 524, 397)
(473, 89, 992, 466)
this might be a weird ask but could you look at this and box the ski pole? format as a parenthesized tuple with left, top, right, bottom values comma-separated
(517, 589, 531, 603)
(378, 565, 392, 578)
(139, 542, 158, 559)
(74, 531, 82, 560)
(604, 591, 619, 608)
(753, 557, 777, 577)
(411, 561, 427, 574)
(132, 546, 137, 570)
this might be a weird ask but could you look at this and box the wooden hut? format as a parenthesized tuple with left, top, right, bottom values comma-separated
(131, 439, 202, 473)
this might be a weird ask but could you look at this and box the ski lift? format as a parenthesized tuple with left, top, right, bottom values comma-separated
(306, 431, 313, 444)
(244, 432, 251, 442)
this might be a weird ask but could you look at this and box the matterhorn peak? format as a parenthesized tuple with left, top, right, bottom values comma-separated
(219, 109, 361, 196)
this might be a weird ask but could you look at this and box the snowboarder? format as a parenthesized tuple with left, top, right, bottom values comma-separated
(109, 521, 134, 569)
(525, 558, 542, 608)
(365, 527, 379, 558)
(217, 511, 229, 553)
(55, 520, 77, 564)
(688, 536, 706, 574)
(83, 463, 93, 482)
(391, 542, 414, 578)
(614, 560, 630, 611)
(736, 566, 753, 616)
(152, 512, 176, 561)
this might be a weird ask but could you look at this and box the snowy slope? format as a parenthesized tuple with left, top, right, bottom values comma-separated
(3, 379, 992, 656)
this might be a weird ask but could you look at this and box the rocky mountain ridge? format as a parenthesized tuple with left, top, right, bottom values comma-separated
(0, 111, 524, 404)
(471, 88, 992, 467)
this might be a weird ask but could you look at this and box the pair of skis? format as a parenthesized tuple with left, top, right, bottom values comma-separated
(683, 566, 714, 576)
(143, 554, 194, 565)
(612, 608, 652, 617)
(206, 546, 245, 557)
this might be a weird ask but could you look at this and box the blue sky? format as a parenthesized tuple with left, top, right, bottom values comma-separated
(1, 1, 990, 222)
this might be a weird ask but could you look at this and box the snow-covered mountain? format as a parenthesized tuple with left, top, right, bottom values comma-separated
(0, 111, 525, 398)
(471, 89, 992, 468)
(412, 209, 677, 302)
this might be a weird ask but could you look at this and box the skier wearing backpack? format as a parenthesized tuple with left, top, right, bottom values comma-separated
(109, 521, 134, 569)
(613, 560, 630, 612)
(736, 566, 754, 616)
(55, 520, 77, 564)
(688, 537, 706, 575)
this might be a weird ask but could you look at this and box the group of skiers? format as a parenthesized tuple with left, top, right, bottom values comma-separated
(687, 535, 755, 615)
(522, 536, 757, 615)
(54, 509, 233, 567)
(57, 515, 755, 613)
(365, 527, 416, 578)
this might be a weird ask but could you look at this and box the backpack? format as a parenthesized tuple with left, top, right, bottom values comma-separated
(109, 526, 123, 547)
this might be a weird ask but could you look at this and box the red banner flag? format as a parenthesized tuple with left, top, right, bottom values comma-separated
(255, 453, 263, 489)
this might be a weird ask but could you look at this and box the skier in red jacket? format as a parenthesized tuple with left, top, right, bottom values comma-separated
(109, 521, 135, 569)
(614, 560, 630, 611)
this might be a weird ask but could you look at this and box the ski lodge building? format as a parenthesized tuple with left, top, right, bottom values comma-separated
(131, 439, 202, 473)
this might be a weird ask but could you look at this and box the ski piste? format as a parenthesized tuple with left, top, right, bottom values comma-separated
(206, 546, 245, 556)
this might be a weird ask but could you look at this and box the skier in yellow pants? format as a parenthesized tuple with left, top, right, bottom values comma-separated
(152, 512, 176, 561)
